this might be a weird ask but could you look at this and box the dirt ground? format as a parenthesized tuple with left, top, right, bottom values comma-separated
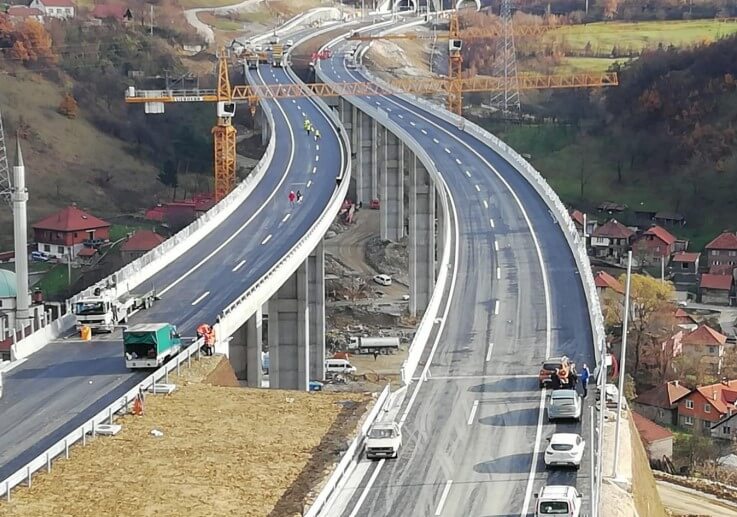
(0, 356, 371, 517)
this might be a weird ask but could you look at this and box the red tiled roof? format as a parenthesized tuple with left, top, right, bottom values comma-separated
(594, 271, 624, 294)
(700, 273, 733, 291)
(694, 380, 737, 415)
(674, 308, 695, 322)
(682, 324, 727, 346)
(91, 4, 127, 19)
(569, 209, 585, 227)
(643, 225, 676, 245)
(671, 251, 700, 263)
(633, 412, 673, 444)
(635, 381, 690, 409)
(592, 219, 634, 239)
(121, 230, 165, 252)
(39, 0, 76, 7)
(77, 247, 97, 257)
(8, 6, 43, 16)
(33, 206, 110, 232)
(706, 232, 737, 250)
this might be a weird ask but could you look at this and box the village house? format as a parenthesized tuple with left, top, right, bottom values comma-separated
(569, 209, 596, 238)
(669, 251, 700, 288)
(28, 0, 75, 18)
(89, 4, 132, 23)
(711, 411, 737, 441)
(594, 270, 624, 298)
(121, 230, 165, 263)
(634, 380, 689, 427)
(590, 219, 634, 263)
(632, 225, 677, 265)
(7, 5, 44, 22)
(704, 231, 737, 269)
(674, 308, 697, 328)
(33, 205, 110, 260)
(632, 412, 674, 462)
(677, 379, 737, 434)
(640, 331, 683, 378)
(681, 324, 727, 375)
(700, 273, 733, 306)
(654, 211, 686, 228)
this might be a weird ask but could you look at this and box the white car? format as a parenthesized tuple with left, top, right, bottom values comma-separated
(285, 39, 293, 47)
(373, 274, 392, 286)
(535, 485, 582, 517)
(544, 433, 585, 469)
(365, 422, 402, 459)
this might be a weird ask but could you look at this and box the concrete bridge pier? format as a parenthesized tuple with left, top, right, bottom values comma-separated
(409, 154, 436, 316)
(307, 240, 326, 381)
(379, 127, 405, 242)
(269, 261, 310, 391)
(230, 307, 263, 387)
(355, 110, 378, 204)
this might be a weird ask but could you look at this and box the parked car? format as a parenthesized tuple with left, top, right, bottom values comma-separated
(285, 39, 293, 47)
(544, 433, 585, 470)
(309, 380, 323, 392)
(373, 274, 392, 286)
(548, 389, 582, 422)
(31, 251, 50, 262)
(534, 485, 582, 517)
(538, 356, 570, 389)
(325, 358, 356, 376)
(365, 421, 402, 460)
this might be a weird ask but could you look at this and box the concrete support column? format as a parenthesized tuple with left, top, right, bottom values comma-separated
(338, 97, 354, 143)
(355, 110, 377, 204)
(268, 262, 309, 391)
(380, 127, 404, 242)
(230, 308, 263, 387)
(308, 241, 326, 381)
(260, 108, 270, 147)
(409, 155, 436, 316)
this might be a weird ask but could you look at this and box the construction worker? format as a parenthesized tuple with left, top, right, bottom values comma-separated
(288, 190, 296, 207)
(296, 190, 303, 204)
(304, 119, 312, 134)
(314, 129, 321, 141)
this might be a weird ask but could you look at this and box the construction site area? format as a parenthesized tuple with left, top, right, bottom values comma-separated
(0, 357, 372, 517)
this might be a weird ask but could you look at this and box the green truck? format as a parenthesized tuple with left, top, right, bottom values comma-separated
(123, 323, 182, 369)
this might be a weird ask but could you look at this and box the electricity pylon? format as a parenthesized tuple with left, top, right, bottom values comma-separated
(488, 0, 521, 113)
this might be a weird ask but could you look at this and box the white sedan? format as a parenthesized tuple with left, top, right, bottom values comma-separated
(544, 433, 585, 469)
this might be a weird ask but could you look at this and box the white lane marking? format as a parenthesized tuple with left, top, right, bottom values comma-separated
(483, 200, 488, 209)
(261, 234, 272, 245)
(282, 213, 291, 223)
(191, 291, 210, 306)
(496, 267, 501, 280)
(494, 300, 500, 315)
(433, 138, 440, 144)
(375, 101, 380, 105)
(444, 147, 451, 154)
(494, 240, 499, 251)
(486, 342, 494, 362)
(398, 114, 404, 119)
(302, 112, 307, 118)
(297, 105, 302, 110)
(336, 74, 341, 79)
(455, 158, 462, 165)
(159, 67, 296, 297)
(466, 401, 479, 425)
(232, 260, 246, 272)
(386, 107, 392, 112)
(316, 155, 320, 162)
(474, 184, 481, 192)
(410, 121, 416, 126)
(465, 171, 471, 178)
(346, 459, 385, 517)
(490, 218, 495, 228)
(435, 480, 453, 516)
(316, 144, 320, 151)
(291, 99, 296, 103)
(307, 180, 312, 188)
(421, 129, 427, 135)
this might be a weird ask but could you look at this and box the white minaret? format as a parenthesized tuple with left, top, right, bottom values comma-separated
(12, 134, 30, 323)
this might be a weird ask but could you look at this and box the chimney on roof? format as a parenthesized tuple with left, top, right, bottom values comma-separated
(673, 380, 679, 387)
(713, 389, 718, 400)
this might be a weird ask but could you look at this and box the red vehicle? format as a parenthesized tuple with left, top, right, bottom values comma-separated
(369, 199, 380, 210)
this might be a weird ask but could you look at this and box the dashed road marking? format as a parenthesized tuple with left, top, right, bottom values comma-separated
(435, 480, 453, 516)
(496, 267, 501, 280)
(486, 342, 494, 362)
(483, 200, 488, 209)
(398, 114, 404, 119)
(465, 171, 471, 178)
(490, 219, 495, 229)
(261, 234, 272, 245)
(467, 400, 479, 425)
(312, 166, 317, 174)
(410, 121, 416, 126)
(444, 147, 451, 154)
(455, 158, 462, 165)
(232, 260, 246, 272)
(307, 180, 312, 188)
(475, 184, 481, 192)
(282, 213, 291, 223)
(316, 155, 320, 162)
(494, 300, 500, 315)
(494, 240, 499, 251)
(191, 291, 210, 306)
(421, 129, 427, 135)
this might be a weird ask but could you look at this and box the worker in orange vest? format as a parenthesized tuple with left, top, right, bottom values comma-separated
(197, 323, 215, 356)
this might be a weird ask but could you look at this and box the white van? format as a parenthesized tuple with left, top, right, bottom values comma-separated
(325, 358, 357, 376)
(373, 274, 392, 286)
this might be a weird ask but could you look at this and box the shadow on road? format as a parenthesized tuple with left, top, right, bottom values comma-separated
(10, 356, 129, 380)
(474, 452, 537, 474)
(469, 377, 536, 393)
(479, 407, 540, 427)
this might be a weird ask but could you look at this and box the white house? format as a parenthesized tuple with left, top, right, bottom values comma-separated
(28, 0, 76, 19)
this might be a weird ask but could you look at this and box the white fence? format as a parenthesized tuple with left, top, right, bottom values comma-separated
(303, 385, 391, 517)
(1, 337, 207, 500)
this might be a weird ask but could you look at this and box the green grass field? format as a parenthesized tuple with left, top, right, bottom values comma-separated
(178, 0, 246, 9)
(35, 264, 76, 298)
(555, 56, 622, 74)
(545, 19, 737, 54)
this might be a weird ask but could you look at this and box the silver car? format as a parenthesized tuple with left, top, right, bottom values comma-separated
(548, 389, 582, 422)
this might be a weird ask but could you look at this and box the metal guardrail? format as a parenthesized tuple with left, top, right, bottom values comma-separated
(1, 337, 207, 500)
(303, 385, 391, 517)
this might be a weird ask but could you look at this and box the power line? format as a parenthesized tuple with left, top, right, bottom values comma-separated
(488, 0, 521, 113)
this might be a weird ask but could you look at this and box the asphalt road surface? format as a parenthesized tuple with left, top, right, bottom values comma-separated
(0, 59, 344, 482)
(320, 32, 595, 517)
